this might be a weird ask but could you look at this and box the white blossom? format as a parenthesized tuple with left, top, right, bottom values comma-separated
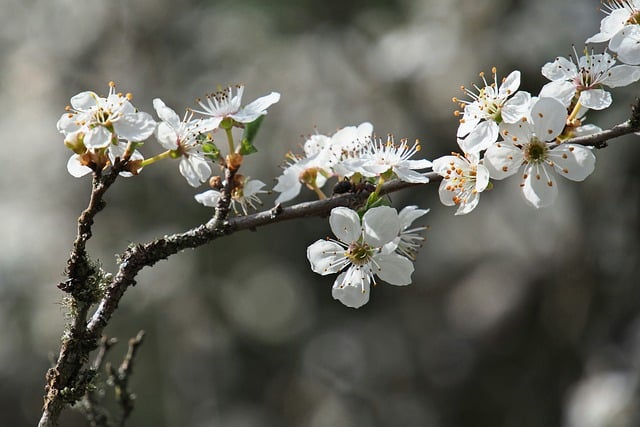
(195, 178, 267, 215)
(192, 84, 280, 127)
(306, 206, 414, 308)
(540, 50, 640, 110)
(432, 151, 490, 215)
(484, 98, 596, 208)
(587, 1, 640, 64)
(343, 136, 432, 183)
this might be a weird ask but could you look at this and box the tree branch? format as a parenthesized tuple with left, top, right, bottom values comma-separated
(39, 111, 640, 426)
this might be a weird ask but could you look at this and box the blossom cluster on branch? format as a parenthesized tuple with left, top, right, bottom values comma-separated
(40, 2, 640, 426)
(56, 1, 640, 306)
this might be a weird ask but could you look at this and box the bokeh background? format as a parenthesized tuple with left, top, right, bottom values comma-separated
(2, 0, 640, 426)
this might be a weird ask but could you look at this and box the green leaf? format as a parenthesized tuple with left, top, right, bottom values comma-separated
(243, 115, 264, 145)
(239, 138, 258, 155)
(201, 141, 220, 160)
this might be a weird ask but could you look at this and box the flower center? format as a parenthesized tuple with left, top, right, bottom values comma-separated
(346, 242, 374, 266)
(523, 138, 548, 164)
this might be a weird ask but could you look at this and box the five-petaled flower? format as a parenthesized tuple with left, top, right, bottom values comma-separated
(192, 84, 281, 129)
(432, 151, 490, 215)
(484, 98, 596, 208)
(540, 50, 640, 110)
(306, 206, 415, 308)
(153, 98, 219, 187)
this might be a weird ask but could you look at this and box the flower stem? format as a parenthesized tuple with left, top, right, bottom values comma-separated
(140, 150, 172, 167)
(567, 100, 582, 125)
(225, 127, 235, 154)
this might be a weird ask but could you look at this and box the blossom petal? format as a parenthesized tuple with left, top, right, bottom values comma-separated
(475, 163, 490, 192)
(610, 26, 640, 65)
(67, 154, 93, 177)
(70, 91, 98, 110)
(155, 122, 179, 150)
(393, 167, 430, 183)
(153, 98, 181, 129)
(579, 89, 612, 110)
(194, 189, 221, 207)
(539, 80, 576, 107)
(458, 120, 498, 154)
(373, 253, 414, 286)
(548, 144, 596, 181)
(331, 271, 370, 308)
(179, 156, 211, 187)
(498, 70, 521, 97)
(542, 56, 577, 81)
(398, 206, 430, 229)
(501, 91, 533, 123)
(231, 92, 281, 123)
(532, 97, 566, 141)
(329, 207, 361, 243)
(114, 111, 156, 141)
(362, 206, 400, 247)
(602, 64, 640, 87)
(84, 126, 112, 149)
(521, 163, 558, 208)
(307, 240, 346, 275)
(484, 141, 523, 179)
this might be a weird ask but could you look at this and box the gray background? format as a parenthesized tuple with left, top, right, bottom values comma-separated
(1, 0, 639, 426)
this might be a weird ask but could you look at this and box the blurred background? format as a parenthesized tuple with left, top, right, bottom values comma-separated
(1, 0, 640, 426)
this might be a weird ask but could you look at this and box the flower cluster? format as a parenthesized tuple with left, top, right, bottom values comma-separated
(273, 123, 431, 204)
(433, 33, 640, 213)
(58, 83, 280, 212)
(57, 81, 156, 177)
(307, 205, 428, 308)
(55, 1, 640, 311)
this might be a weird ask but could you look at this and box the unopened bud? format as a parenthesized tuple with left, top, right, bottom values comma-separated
(209, 175, 223, 189)
(226, 153, 243, 171)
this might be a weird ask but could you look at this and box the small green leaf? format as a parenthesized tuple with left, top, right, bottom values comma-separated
(243, 115, 264, 145)
(239, 138, 258, 155)
(202, 141, 220, 160)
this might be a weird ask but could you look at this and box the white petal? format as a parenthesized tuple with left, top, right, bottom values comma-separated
(307, 240, 346, 275)
(114, 111, 156, 142)
(458, 120, 498, 154)
(66, 154, 92, 177)
(373, 253, 414, 286)
(499, 120, 534, 145)
(179, 156, 211, 187)
(610, 26, 640, 65)
(484, 141, 523, 179)
(579, 89, 612, 110)
(194, 189, 221, 207)
(231, 92, 281, 123)
(394, 167, 430, 183)
(331, 271, 370, 308)
(273, 167, 303, 205)
(329, 207, 361, 243)
(153, 98, 181, 129)
(539, 81, 576, 108)
(454, 191, 480, 215)
(70, 91, 98, 110)
(541, 56, 577, 81)
(437, 180, 457, 207)
(155, 122, 179, 150)
(602, 64, 640, 87)
(362, 206, 400, 247)
(498, 70, 521, 97)
(475, 163, 490, 192)
(501, 91, 533, 123)
(532, 97, 567, 141)
(521, 163, 558, 208)
(84, 126, 112, 149)
(398, 206, 429, 229)
(548, 144, 596, 181)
